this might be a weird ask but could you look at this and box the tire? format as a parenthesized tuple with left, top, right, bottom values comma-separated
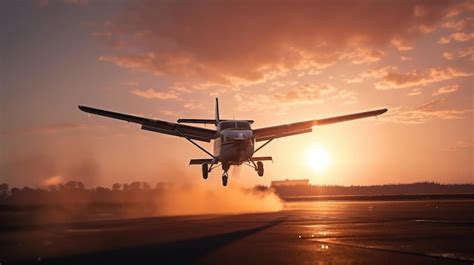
(222, 174, 228, 186)
(257, 161, 264, 177)
(202, 164, 208, 179)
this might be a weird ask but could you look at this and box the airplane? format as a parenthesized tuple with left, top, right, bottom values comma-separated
(78, 98, 387, 186)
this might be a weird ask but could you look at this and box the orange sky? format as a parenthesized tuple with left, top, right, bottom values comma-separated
(1, 0, 473, 188)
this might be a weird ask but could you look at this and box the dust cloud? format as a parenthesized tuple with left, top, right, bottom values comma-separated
(155, 184, 283, 216)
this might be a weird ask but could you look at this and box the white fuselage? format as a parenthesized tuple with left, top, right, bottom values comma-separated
(213, 121, 254, 165)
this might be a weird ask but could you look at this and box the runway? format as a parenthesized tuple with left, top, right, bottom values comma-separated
(1, 199, 473, 264)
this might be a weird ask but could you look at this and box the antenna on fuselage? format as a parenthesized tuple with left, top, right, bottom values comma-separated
(215, 98, 220, 126)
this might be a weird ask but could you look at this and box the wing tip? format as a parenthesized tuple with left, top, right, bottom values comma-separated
(78, 105, 88, 112)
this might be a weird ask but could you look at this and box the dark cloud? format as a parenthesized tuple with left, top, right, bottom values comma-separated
(98, 0, 464, 85)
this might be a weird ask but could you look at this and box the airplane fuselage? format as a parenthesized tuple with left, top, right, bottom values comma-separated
(213, 121, 254, 167)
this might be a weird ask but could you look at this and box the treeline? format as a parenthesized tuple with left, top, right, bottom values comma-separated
(265, 182, 474, 198)
(0, 181, 171, 206)
(1, 181, 474, 204)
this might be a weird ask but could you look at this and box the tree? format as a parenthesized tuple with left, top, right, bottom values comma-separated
(10, 187, 20, 196)
(65, 181, 78, 190)
(122, 184, 129, 191)
(142, 182, 151, 191)
(0, 183, 9, 198)
(77, 182, 85, 190)
(95, 186, 110, 192)
(112, 183, 122, 191)
(129, 181, 141, 191)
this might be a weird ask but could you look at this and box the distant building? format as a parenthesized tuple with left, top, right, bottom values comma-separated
(271, 179, 309, 187)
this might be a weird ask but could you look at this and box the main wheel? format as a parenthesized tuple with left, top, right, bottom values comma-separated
(222, 174, 228, 186)
(257, 161, 264, 177)
(202, 164, 209, 179)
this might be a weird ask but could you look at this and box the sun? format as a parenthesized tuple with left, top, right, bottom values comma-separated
(306, 145, 331, 172)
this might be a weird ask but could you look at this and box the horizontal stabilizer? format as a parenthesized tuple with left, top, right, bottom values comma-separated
(178, 119, 254, 124)
(178, 119, 218, 124)
(189, 159, 214, 165)
(251, 156, 273, 162)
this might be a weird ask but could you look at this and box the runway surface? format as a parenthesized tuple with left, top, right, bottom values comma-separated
(1, 199, 473, 264)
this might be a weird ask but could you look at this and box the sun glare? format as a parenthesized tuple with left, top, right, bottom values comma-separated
(307, 145, 331, 172)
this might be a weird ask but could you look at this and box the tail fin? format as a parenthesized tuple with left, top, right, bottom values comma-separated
(215, 98, 220, 126)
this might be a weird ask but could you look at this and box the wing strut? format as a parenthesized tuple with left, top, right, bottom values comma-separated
(176, 130, 216, 159)
(254, 138, 275, 154)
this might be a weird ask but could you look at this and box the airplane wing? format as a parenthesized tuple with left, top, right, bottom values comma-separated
(78, 105, 217, 142)
(253, 108, 387, 142)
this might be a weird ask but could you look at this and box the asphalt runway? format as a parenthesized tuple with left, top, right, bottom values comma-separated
(1, 199, 473, 265)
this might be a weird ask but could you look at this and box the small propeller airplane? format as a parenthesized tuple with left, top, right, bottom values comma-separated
(79, 98, 387, 186)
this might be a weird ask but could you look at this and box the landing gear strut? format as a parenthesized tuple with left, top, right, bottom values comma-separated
(257, 161, 264, 177)
(202, 164, 208, 179)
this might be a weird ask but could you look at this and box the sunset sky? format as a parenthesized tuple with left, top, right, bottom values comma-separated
(1, 0, 473, 188)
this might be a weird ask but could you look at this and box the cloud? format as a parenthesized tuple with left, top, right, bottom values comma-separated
(131, 88, 178, 100)
(442, 46, 474, 60)
(334, 89, 358, 105)
(97, 0, 460, 85)
(381, 99, 473, 124)
(391, 37, 414, 51)
(432, 84, 459, 96)
(438, 32, 474, 44)
(375, 67, 473, 89)
(346, 66, 399, 84)
(444, 1, 474, 18)
(340, 48, 385, 64)
(234, 82, 354, 112)
(273, 83, 336, 104)
(408, 88, 422, 96)
(183, 102, 205, 110)
(442, 17, 474, 31)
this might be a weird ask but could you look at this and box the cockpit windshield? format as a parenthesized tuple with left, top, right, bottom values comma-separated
(219, 121, 251, 130)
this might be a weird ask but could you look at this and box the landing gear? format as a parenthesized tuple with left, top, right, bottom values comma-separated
(257, 161, 264, 177)
(222, 173, 228, 186)
(202, 164, 209, 179)
(222, 163, 230, 186)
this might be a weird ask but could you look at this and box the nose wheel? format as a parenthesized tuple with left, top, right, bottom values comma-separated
(257, 161, 264, 177)
(222, 172, 228, 186)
